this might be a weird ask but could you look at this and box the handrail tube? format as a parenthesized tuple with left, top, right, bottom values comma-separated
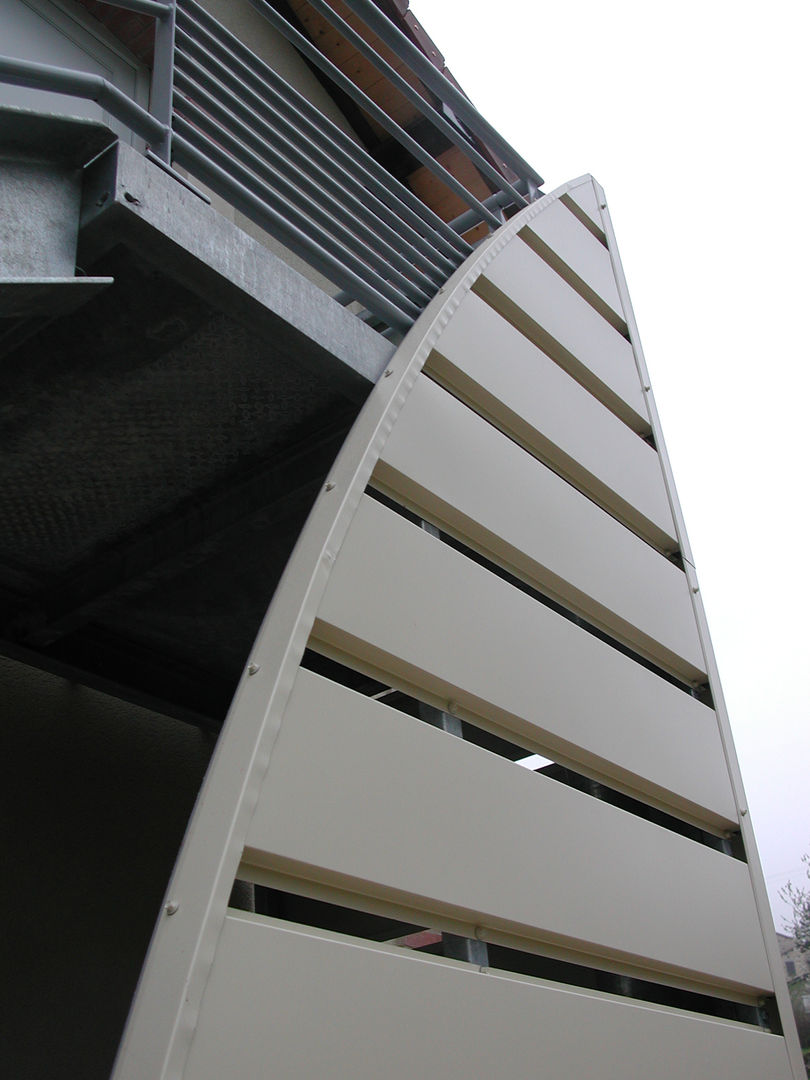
(93, 0, 171, 16)
(305, 0, 528, 211)
(173, 41, 447, 287)
(340, 0, 544, 188)
(179, 0, 469, 261)
(172, 118, 420, 326)
(0, 55, 168, 144)
(246, 0, 502, 229)
(173, 77, 434, 307)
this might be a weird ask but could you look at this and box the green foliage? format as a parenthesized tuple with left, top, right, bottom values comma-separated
(781, 852, 810, 955)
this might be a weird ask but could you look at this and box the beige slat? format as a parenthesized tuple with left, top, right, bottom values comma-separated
(246, 669, 769, 992)
(313, 495, 736, 828)
(520, 197, 624, 329)
(428, 292, 676, 550)
(375, 374, 702, 679)
(476, 239, 647, 432)
(183, 915, 791, 1080)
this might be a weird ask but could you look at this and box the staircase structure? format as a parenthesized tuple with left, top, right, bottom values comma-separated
(0, 2, 801, 1077)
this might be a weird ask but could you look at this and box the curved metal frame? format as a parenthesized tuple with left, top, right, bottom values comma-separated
(110, 177, 804, 1079)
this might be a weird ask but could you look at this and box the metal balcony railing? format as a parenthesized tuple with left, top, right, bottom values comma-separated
(0, 0, 543, 332)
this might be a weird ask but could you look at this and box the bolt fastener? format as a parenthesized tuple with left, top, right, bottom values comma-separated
(384, 368, 393, 378)
(247, 662, 260, 676)
(165, 901, 179, 915)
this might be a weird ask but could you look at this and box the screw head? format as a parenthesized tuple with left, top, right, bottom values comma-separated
(325, 481, 336, 492)
(165, 901, 179, 916)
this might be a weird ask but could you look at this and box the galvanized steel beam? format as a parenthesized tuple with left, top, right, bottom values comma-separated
(79, 137, 395, 391)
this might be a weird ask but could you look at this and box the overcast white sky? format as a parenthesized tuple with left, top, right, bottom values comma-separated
(426, 0, 810, 929)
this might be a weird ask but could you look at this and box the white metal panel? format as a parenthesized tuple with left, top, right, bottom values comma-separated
(183, 915, 791, 1080)
(247, 669, 770, 991)
(521, 197, 623, 325)
(478, 239, 647, 431)
(314, 495, 736, 828)
(376, 375, 702, 679)
(428, 293, 676, 550)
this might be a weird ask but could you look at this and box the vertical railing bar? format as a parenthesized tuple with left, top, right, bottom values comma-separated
(172, 116, 421, 322)
(305, 0, 528, 211)
(150, 0, 176, 161)
(172, 76, 434, 305)
(177, 0, 470, 261)
(245, 0, 502, 228)
(173, 36, 449, 284)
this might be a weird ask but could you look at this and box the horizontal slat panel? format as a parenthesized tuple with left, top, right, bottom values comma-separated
(375, 375, 702, 678)
(184, 915, 791, 1080)
(476, 239, 647, 431)
(428, 293, 676, 550)
(314, 495, 736, 828)
(520, 197, 624, 327)
(247, 669, 770, 992)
